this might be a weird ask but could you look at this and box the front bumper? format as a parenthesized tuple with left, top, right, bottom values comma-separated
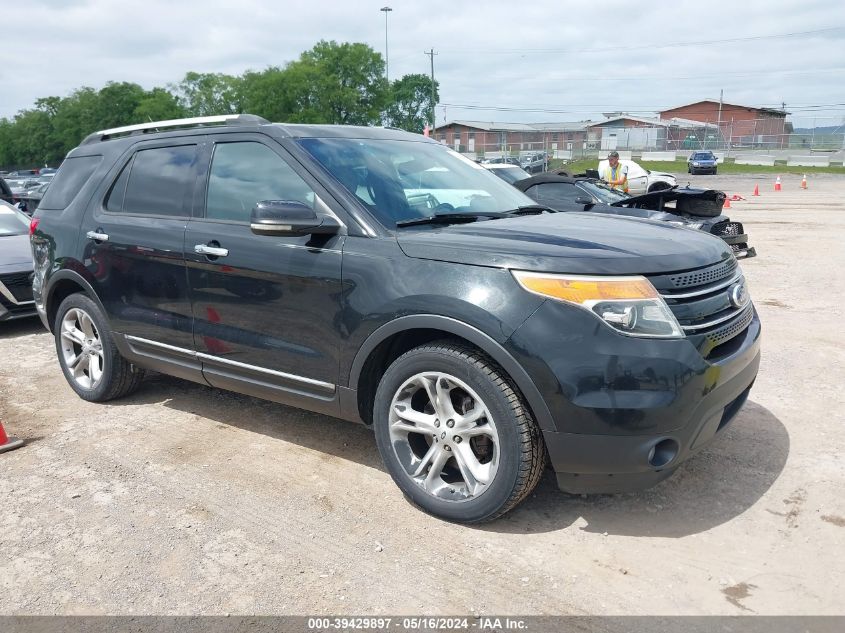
(506, 299, 761, 494)
(690, 164, 717, 174)
(0, 273, 37, 322)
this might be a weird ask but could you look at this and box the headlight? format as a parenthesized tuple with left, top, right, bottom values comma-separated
(512, 271, 684, 338)
(692, 162, 700, 166)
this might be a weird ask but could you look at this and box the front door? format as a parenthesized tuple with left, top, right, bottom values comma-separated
(185, 136, 345, 415)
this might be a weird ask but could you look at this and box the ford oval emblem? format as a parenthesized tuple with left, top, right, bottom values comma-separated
(729, 282, 749, 308)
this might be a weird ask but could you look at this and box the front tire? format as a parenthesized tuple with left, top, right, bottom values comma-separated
(54, 293, 144, 402)
(373, 341, 545, 523)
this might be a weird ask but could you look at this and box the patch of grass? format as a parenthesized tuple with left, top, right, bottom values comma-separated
(550, 158, 845, 176)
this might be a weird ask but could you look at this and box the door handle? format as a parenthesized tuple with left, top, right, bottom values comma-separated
(194, 244, 229, 258)
(86, 230, 109, 242)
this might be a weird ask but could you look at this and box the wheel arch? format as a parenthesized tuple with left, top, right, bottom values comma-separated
(348, 315, 555, 432)
(648, 181, 672, 193)
(44, 270, 105, 333)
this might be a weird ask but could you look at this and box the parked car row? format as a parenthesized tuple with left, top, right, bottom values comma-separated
(0, 174, 52, 214)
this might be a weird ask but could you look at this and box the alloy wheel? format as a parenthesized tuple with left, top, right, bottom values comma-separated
(388, 372, 500, 501)
(59, 307, 104, 390)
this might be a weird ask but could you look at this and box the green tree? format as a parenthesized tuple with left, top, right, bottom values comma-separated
(385, 74, 439, 133)
(240, 67, 295, 122)
(173, 72, 244, 116)
(284, 40, 388, 125)
(135, 88, 186, 122)
(94, 82, 147, 129)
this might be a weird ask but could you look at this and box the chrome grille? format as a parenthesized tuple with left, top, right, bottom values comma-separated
(705, 304, 754, 346)
(666, 259, 737, 289)
(649, 259, 753, 353)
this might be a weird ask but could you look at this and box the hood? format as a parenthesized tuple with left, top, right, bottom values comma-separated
(397, 212, 732, 275)
(0, 234, 34, 272)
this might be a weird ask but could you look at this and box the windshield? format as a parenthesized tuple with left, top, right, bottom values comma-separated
(298, 138, 535, 228)
(578, 180, 629, 203)
(692, 153, 713, 160)
(0, 204, 29, 236)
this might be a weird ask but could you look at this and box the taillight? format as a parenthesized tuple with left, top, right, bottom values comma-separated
(29, 217, 40, 236)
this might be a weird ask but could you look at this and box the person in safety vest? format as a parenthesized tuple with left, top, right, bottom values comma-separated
(601, 151, 628, 193)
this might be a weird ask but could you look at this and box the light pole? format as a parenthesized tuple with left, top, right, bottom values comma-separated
(380, 6, 392, 82)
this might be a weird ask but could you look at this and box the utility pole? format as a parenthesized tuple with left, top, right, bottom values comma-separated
(425, 48, 438, 133)
(380, 7, 392, 82)
(717, 89, 723, 148)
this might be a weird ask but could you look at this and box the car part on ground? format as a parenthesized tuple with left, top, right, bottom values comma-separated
(31, 114, 760, 522)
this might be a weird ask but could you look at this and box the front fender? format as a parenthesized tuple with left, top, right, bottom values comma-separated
(347, 313, 556, 432)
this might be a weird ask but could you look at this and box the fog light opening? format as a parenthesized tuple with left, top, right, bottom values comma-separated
(648, 439, 679, 469)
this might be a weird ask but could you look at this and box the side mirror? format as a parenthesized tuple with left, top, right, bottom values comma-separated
(250, 200, 340, 236)
(574, 196, 594, 206)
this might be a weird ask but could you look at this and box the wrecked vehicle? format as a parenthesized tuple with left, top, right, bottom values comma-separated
(514, 175, 756, 258)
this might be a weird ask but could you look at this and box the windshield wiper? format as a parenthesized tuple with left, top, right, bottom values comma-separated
(502, 204, 553, 215)
(395, 212, 506, 228)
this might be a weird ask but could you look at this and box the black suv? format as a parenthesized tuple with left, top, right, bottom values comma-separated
(31, 115, 761, 523)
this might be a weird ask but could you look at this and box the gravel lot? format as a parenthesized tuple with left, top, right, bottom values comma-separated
(1, 172, 844, 616)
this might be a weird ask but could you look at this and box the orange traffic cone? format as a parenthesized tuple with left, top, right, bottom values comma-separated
(801, 174, 808, 189)
(775, 176, 782, 191)
(723, 195, 731, 209)
(753, 184, 760, 196)
(0, 420, 24, 454)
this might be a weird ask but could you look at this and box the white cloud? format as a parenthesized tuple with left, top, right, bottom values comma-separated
(2, 0, 843, 127)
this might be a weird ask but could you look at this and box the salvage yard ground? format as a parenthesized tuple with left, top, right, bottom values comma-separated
(1, 173, 844, 615)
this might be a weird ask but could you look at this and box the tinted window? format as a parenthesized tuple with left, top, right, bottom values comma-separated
(122, 145, 196, 216)
(206, 142, 315, 222)
(33, 155, 102, 211)
(527, 182, 585, 208)
(105, 157, 133, 212)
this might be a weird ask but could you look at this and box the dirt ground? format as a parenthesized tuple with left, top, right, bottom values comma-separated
(1, 172, 844, 616)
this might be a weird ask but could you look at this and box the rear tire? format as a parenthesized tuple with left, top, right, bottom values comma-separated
(54, 293, 144, 402)
(373, 341, 545, 523)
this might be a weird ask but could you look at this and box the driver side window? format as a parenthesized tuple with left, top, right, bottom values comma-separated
(206, 142, 315, 222)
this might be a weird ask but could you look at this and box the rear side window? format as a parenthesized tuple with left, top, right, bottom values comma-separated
(109, 145, 196, 216)
(38, 155, 102, 210)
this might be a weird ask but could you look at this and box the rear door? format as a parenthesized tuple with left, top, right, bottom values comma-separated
(184, 134, 345, 415)
(83, 140, 200, 377)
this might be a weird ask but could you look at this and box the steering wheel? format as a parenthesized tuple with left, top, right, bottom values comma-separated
(434, 203, 455, 212)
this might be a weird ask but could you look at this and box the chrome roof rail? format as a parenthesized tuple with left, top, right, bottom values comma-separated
(81, 114, 269, 144)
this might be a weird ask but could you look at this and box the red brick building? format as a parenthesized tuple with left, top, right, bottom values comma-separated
(659, 100, 788, 147)
(433, 120, 589, 156)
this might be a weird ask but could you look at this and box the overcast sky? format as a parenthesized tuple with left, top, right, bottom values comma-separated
(3, 0, 844, 128)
